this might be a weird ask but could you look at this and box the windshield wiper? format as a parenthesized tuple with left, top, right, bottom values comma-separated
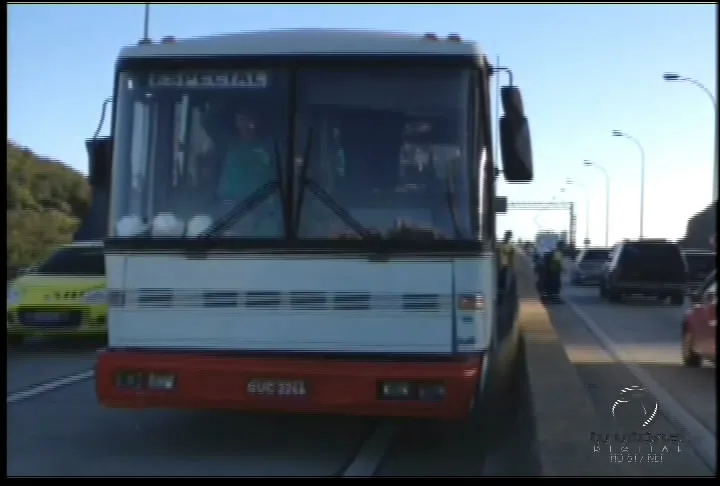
(440, 152, 463, 239)
(385, 153, 461, 240)
(295, 129, 375, 239)
(199, 141, 286, 239)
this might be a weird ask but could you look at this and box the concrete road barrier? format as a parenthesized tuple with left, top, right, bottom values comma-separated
(515, 255, 640, 476)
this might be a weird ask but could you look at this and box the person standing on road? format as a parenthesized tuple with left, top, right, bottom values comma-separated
(540, 240, 565, 297)
(499, 230, 516, 269)
(498, 231, 516, 298)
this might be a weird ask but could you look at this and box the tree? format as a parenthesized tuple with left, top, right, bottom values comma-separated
(6, 140, 90, 269)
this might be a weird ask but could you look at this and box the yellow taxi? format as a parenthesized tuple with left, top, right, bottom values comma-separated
(7, 241, 107, 342)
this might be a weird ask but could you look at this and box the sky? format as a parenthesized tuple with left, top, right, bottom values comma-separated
(8, 3, 717, 244)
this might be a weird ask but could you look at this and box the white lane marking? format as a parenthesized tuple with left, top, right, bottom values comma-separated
(566, 300, 717, 472)
(341, 421, 399, 477)
(7, 370, 95, 404)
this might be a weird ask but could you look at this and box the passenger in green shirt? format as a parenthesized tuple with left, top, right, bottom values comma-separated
(212, 110, 280, 236)
(217, 112, 274, 201)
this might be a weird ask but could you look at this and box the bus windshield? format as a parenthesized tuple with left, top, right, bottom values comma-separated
(294, 68, 475, 240)
(110, 69, 290, 239)
(109, 67, 476, 241)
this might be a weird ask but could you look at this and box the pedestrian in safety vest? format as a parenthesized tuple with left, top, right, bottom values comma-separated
(539, 241, 564, 297)
(550, 241, 564, 272)
(500, 231, 515, 268)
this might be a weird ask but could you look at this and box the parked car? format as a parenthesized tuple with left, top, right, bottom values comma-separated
(682, 249, 716, 295)
(571, 247, 610, 285)
(7, 241, 107, 343)
(682, 270, 716, 367)
(599, 239, 687, 305)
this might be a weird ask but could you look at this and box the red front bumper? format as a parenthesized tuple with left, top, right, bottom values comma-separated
(95, 350, 482, 420)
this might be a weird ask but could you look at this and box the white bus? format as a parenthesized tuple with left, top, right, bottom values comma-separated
(90, 29, 534, 424)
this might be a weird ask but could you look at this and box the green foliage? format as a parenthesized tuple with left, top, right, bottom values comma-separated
(7, 140, 90, 269)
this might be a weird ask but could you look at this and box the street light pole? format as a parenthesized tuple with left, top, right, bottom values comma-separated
(663, 73, 718, 202)
(563, 180, 590, 245)
(611, 130, 646, 239)
(583, 160, 611, 247)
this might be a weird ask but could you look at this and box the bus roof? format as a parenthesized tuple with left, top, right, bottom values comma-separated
(119, 28, 483, 60)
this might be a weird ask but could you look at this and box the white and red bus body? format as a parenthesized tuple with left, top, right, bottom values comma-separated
(93, 29, 530, 420)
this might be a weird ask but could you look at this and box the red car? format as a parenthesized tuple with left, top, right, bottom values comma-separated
(682, 270, 717, 367)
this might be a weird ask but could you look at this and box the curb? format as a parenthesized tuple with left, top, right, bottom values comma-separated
(516, 255, 639, 475)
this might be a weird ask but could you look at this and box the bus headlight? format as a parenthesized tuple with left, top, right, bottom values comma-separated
(379, 381, 411, 399)
(147, 373, 176, 391)
(417, 383, 447, 401)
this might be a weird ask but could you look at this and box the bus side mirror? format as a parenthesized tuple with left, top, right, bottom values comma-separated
(499, 86, 533, 183)
(86, 137, 113, 189)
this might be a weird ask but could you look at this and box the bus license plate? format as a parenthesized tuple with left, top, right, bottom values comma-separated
(247, 379, 307, 397)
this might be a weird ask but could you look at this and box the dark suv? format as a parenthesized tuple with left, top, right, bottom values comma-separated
(682, 249, 716, 295)
(599, 239, 688, 305)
